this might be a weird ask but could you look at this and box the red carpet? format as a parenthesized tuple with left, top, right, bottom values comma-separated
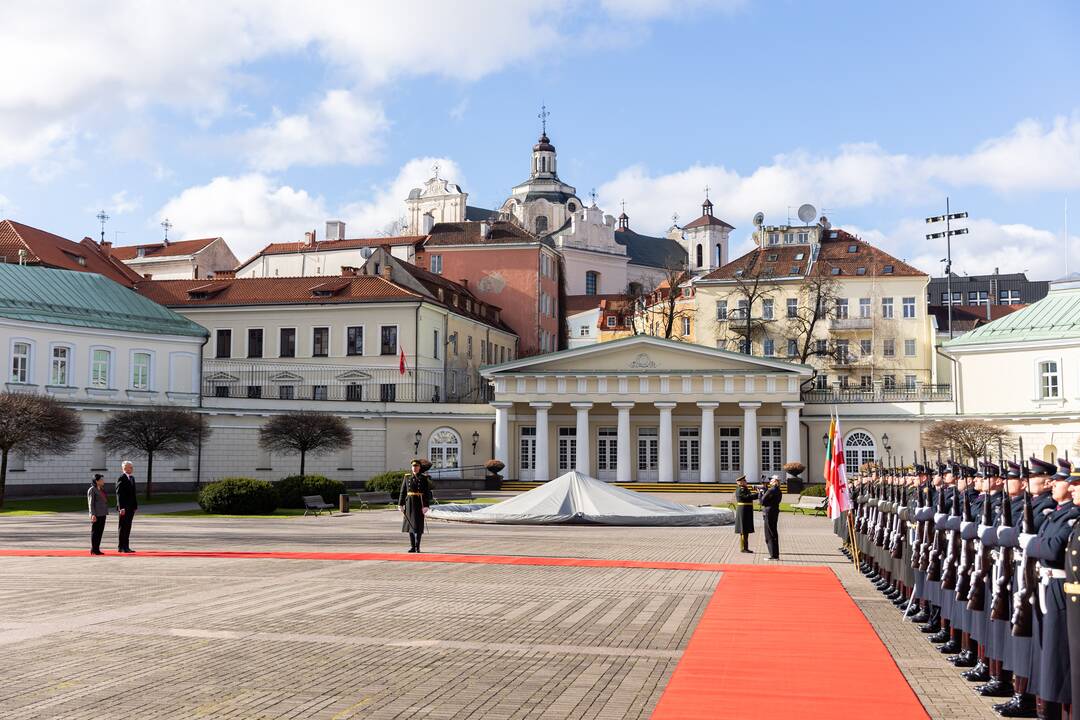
(650, 566, 928, 719)
(1, 550, 928, 717)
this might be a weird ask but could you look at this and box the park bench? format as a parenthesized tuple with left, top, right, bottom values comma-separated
(302, 495, 335, 516)
(792, 495, 828, 516)
(433, 489, 474, 503)
(350, 491, 394, 510)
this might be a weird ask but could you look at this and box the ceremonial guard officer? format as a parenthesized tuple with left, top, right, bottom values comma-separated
(759, 474, 782, 560)
(398, 459, 433, 553)
(1065, 465, 1080, 716)
(734, 476, 755, 553)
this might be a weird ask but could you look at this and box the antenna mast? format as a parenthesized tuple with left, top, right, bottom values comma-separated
(95, 210, 109, 245)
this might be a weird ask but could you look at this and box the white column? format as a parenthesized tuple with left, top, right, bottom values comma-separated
(782, 401, 804, 471)
(492, 402, 512, 468)
(530, 402, 552, 482)
(740, 401, 761, 483)
(698, 402, 719, 483)
(571, 402, 593, 475)
(655, 402, 677, 483)
(613, 402, 634, 483)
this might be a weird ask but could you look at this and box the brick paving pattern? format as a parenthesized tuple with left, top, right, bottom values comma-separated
(0, 508, 998, 718)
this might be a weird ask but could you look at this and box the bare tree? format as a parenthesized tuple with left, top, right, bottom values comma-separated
(0, 392, 82, 507)
(714, 251, 780, 353)
(921, 420, 1017, 466)
(98, 408, 209, 499)
(258, 411, 351, 478)
(629, 266, 694, 340)
(786, 273, 841, 363)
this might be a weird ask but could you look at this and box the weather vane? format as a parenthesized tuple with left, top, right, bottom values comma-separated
(589, 188, 597, 205)
(95, 209, 109, 244)
(620, 199, 626, 214)
(538, 104, 550, 135)
(161, 218, 173, 243)
(672, 212, 680, 227)
(704, 184, 710, 200)
(432, 162, 440, 180)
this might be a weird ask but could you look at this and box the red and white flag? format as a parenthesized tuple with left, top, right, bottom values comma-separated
(825, 410, 852, 518)
(399, 347, 407, 375)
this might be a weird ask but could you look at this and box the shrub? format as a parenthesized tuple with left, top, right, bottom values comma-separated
(800, 483, 828, 497)
(275, 475, 346, 508)
(198, 477, 278, 514)
(366, 469, 408, 495)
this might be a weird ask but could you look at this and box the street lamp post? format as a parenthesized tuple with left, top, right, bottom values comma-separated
(882, 432, 892, 469)
(926, 198, 969, 339)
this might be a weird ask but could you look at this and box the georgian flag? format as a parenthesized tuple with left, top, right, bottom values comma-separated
(399, 347, 407, 375)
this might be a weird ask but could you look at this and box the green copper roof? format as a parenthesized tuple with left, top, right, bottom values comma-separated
(0, 264, 208, 338)
(944, 282, 1080, 348)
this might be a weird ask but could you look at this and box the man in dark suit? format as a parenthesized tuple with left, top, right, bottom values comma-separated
(115, 461, 138, 553)
(759, 474, 782, 560)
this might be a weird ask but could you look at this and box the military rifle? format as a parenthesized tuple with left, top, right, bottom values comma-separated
(891, 476, 908, 560)
(926, 458, 947, 582)
(954, 467, 977, 602)
(966, 462, 995, 610)
(873, 478, 888, 547)
(1010, 441, 1036, 637)
(940, 474, 963, 591)
(989, 468, 1015, 621)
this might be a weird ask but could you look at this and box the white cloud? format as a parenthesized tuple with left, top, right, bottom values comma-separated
(449, 98, 470, 122)
(340, 156, 464, 236)
(241, 90, 388, 171)
(600, 115, 1080, 237)
(109, 191, 139, 215)
(600, 0, 746, 21)
(156, 174, 327, 260)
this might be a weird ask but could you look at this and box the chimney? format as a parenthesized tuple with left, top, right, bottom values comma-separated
(326, 220, 346, 241)
(380, 264, 393, 280)
(341, 266, 358, 277)
(143, 273, 152, 280)
(422, 212, 435, 234)
(480, 221, 490, 238)
(99, 241, 112, 257)
(304, 230, 315, 246)
(459, 278, 468, 288)
(213, 270, 236, 279)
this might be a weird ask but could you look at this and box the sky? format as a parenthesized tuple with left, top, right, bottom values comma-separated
(1, 0, 1079, 279)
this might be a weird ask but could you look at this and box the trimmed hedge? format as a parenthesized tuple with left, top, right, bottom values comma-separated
(800, 483, 828, 497)
(198, 477, 278, 514)
(365, 469, 438, 496)
(275, 475, 346, 508)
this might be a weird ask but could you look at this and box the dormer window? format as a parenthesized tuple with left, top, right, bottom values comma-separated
(883, 265, 894, 274)
(830, 231, 838, 239)
(767, 233, 779, 245)
(794, 252, 805, 261)
(856, 267, 867, 275)
(830, 267, 841, 275)
(766, 253, 778, 261)
(136, 248, 146, 258)
(790, 265, 800, 274)
(847, 244, 858, 253)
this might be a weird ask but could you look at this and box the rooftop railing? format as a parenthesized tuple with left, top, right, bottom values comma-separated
(802, 383, 952, 404)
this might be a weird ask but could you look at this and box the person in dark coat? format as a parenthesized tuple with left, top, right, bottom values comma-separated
(1065, 467, 1080, 717)
(759, 474, 782, 560)
(399, 459, 434, 553)
(734, 476, 755, 553)
(87, 474, 107, 556)
(115, 461, 138, 553)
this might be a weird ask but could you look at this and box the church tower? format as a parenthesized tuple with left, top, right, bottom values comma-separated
(681, 193, 733, 273)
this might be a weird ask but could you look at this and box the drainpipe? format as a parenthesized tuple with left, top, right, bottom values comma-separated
(196, 332, 209, 488)
(935, 344, 960, 415)
(414, 302, 420, 402)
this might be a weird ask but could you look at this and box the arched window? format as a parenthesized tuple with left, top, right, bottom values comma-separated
(535, 215, 548, 234)
(428, 427, 461, 478)
(627, 281, 643, 296)
(585, 271, 599, 296)
(844, 431, 876, 475)
(1044, 444, 1058, 462)
(696, 244, 703, 268)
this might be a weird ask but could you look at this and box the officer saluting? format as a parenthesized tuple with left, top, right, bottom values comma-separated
(734, 476, 755, 554)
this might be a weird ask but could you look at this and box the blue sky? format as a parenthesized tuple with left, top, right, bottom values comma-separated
(1, 1, 1078, 277)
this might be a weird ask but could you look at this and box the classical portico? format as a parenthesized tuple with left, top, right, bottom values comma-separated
(482, 336, 812, 483)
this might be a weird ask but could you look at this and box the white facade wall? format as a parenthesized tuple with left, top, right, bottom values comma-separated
(236, 245, 415, 279)
(567, 309, 600, 348)
(560, 247, 630, 296)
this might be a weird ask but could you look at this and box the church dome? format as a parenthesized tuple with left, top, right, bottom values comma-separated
(533, 133, 555, 152)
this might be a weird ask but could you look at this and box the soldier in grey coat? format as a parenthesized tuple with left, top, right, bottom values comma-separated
(87, 474, 108, 556)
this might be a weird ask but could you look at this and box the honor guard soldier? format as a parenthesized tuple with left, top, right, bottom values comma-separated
(734, 476, 755, 553)
(398, 459, 433, 553)
(1064, 464, 1080, 717)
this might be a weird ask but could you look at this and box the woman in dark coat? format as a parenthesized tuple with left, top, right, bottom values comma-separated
(399, 459, 434, 553)
(734, 476, 756, 553)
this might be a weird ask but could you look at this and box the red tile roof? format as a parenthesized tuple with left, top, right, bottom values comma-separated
(683, 213, 734, 230)
(928, 303, 1025, 332)
(135, 275, 419, 307)
(111, 237, 219, 261)
(0, 219, 144, 286)
(565, 294, 632, 315)
(246, 235, 424, 259)
(699, 229, 926, 281)
(423, 220, 539, 247)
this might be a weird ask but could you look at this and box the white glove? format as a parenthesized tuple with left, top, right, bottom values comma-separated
(1018, 533, 1037, 552)
(977, 524, 992, 537)
(422, 507, 429, 515)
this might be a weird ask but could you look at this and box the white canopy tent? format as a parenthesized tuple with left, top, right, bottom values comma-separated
(428, 471, 734, 526)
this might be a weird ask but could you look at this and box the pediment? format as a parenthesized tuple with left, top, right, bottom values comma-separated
(335, 369, 373, 381)
(268, 371, 304, 383)
(486, 336, 811, 376)
(205, 372, 239, 382)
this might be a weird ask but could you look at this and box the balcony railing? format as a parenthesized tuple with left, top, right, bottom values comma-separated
(202, 361, 493, 404)
(802, 383, 952, 404)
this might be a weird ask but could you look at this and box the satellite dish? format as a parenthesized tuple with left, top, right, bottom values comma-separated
(752, 211, 765, 227)
(797, 203, 817, 224)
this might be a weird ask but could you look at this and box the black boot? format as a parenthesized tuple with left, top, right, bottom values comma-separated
(910, 608, 930, 622)
(961, 661, 990, 682)
(938, 638, 962, 654)
(976, 678, 1013, 697)
(993, 694, 1037, 718)
(948, 649, 977, 667)
(929, 627, 951, 643)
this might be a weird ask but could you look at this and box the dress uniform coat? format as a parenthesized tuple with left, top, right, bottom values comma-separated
(398, 473, 433, 535)
(1065, 520, 1080, 710)
(1000, 491, 1056, 679)
(1026, 500, 1080, 704)
(760, 484, 782, 559)
(734, 485, 755, 535)
(115, 472, 138, 552)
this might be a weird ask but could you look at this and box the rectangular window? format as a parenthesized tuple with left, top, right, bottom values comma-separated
(787, 338, 798, 357)
(346, 326, 363, 356)
(838, 375, 849, 389)
(904, 374, 916, 389)
(91, 349, 110, 388)
(247, 329, 263, 358)
(520, 427, 536, 471)
(279, 385, 295, 400)
(433, 329, 440, 360)
(814, 339, 827, 355)
(814, 374, 827, 390)
(681, 317, 691, 336)
(835, 298, 849, 319)
(784, 232, 794, 244)
(860, 339, 872, 356)
(312, 327, 329, 357)
(380, 326, 397, 356)
(558, 427, 576, 472)
(50, 346, 69, 386)
(836, 339, 849, 363)
(1000, 289, 1021, 305)
(904, 338, 916, 357)
(466, 336, 473, 358)
(968, 290, 989, 306)
(246, 385, 262, 399)
(760, 427, 782, 473)
(719, 427, 741, 472)
(312, 385, 329, 401)
(763, 337, 774, 356)
(859, 297, 871, 318)
(10, 342, 30, 383)
(214, 385, 229, 398)
(762, 299, 774, 320)
(597, 427, 618, 476)
(768, 232, 779, 245)
(638, 428, 659, 474)
(585, 272, 598, 296)
(379, 384, 395, 402)
(902, 296, 916, 318)
(429, 254, 443, 274)
(606, 316, 616, 328)
(580, 325, 590, 336)
(883, 338, 895, 357)
(860, 375, 872, 389)
(786, 298, 798, 318)
(346, 384, 362, 401)
(279, 328, 296, 358)
(736, 298, 749, 319)
(215, 329, 231, 359)
(716, 300, 728, 320)
(1040, 361, 1060, 399)
(881, 297, 894, 319)
(131, 352, 151, 390)
(883, 374, 896, 389)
